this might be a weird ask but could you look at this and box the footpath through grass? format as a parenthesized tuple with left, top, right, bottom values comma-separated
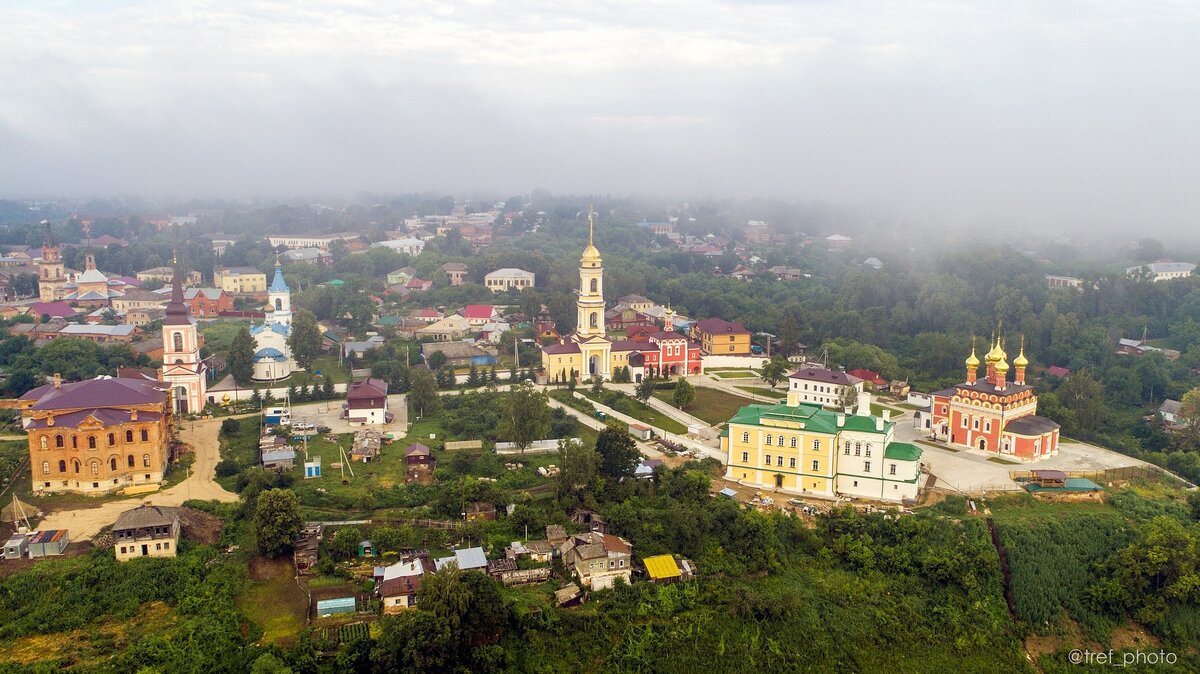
(579, 389, 689, 434)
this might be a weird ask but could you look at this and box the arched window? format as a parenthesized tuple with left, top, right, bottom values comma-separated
(140, 429, 148, 442)
(865, 444, 872, 457)
(790, 437, 797, 448)
(590, 312, 598, 328)
(173, 332, 183, 352)
(741, 431, 749, 442)
(71, 436, 77, 449)
(90, 460, 99, 476)
(589, 278, 598, 293)
(41, 461, 49, 475)
(854, 442, 861, 456)
(72, 460, 80, 473)
(765, 434, 772, 446)
(109, 457, 117, 471)
(107, 433, 115, 446)
(88, 436, 96, 450)
(40, 436, 48, 450)
(55, 434, 64, 448)
(127, 455, 135, 468)
(274, 298, 282, 311)
(143, 454, 150, 467)
(58, 460, 66, 473)
(812, 439, 820, 451)
(126, 430, 134, 443)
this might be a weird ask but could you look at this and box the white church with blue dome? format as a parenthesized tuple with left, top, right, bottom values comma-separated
(251, 261, 299, 381)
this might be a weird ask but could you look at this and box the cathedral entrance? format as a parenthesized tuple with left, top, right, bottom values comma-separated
(589, 355, 600, 375)
(175, 386, 189, 415)
(977, 438, 987, 451)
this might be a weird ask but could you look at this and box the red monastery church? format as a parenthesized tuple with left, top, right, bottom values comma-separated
(929, 333, 1060, 461)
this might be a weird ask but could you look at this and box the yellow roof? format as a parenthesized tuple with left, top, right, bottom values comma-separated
(643, 554, 681, 580)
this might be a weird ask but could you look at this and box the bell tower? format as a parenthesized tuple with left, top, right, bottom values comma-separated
(38, 220, 65, 301)
(160, 256, 207, 415)
(576, 206, 606, 338)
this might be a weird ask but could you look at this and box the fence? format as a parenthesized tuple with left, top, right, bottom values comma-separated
(1009, 464, 1195, 488)
(495, 438, 579, 454)
(498, 567, 553, 586)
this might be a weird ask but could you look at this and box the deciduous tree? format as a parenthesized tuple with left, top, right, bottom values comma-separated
(254, 488, 301, 558)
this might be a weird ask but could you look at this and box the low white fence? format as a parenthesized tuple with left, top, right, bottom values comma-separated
(495, 438, 579, 454)
(703, 355, 769, 369)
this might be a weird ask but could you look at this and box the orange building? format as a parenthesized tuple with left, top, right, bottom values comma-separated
(929, 333, 1060, 461)
(20, 376, 173, 495)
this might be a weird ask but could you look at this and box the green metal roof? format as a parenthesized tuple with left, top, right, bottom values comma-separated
(883, 442, 922, 461)
(839, 415, 893, 435)
(727, 402, 838, 434)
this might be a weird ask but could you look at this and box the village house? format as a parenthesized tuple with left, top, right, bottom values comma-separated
(113, 503, 180, 561)
(111, 290, 168, 314)
(421, 341, 496, 368)
(415, 314, 471, 341)
(692, 317, 752, 355)
(136, 266, 202, 286)
(372, 238, 426, 256)
(441, 262, 469, 286)
(386, 267, 418, 285)
(345, 378, 390, 425)
(1046, 274, 1085, 289)
(561, 531, 633, 590)
(55, 323, 141, 343)
(458, 304, 500, 329)
(434, 547, 488, 572)
(378, 559, 424, 613)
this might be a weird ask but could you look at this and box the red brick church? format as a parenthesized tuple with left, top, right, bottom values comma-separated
(929, 332, 1060, 461)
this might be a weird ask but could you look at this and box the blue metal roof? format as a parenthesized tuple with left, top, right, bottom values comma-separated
(253, 347, 285, 361)
(250, 322, 290, 336)
(269, 265, 290, 293)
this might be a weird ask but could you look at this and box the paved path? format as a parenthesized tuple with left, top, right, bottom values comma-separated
(544, 395, 684, 465)
(36, 417, 239, 541)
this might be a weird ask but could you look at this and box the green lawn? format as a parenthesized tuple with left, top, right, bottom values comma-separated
(653, 386, 758, 426)
(579, 390, 689, 434)
(713, 371, 757, 379)
(735, 385, 786, 398)
(986, 456, 1020, 465)
(239, 557, 309, 646)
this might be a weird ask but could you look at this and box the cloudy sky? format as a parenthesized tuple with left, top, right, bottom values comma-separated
(2, 1, 1198, 232)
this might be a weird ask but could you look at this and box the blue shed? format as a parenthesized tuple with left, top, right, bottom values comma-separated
(316, 596, 356, 617)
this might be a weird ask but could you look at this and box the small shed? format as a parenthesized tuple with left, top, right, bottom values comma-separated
(316, 597, 356, 618)
(628, 423, 653, 441)
(465, 502, 497, 522)
(404, 443, 434, 466)
(555, 582, 583, 607)
(545, 524, 567, 546)
(3, 533, 28, 560)
(718, 487, 738, 499)
(262, 449, 296, 470)
(1031, 470, 1068, 488)
(358, 540, 375, 557)
(27, 529, 69, 557)
(304, 456, 322, 479)
(643, 554, 682, 584)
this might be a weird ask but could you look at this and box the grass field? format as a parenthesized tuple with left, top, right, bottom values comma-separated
(713, 371, 757, 379)
(735, 385, 786, 398)
(653, 386, 758, 426)
(579, 390, 689, 434)
(240, 556, 309, 645)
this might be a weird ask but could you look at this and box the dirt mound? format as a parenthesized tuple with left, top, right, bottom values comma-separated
(178, 507, 224, 545)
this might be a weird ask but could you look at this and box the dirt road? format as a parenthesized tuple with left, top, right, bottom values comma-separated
(35, 417, 239, 541)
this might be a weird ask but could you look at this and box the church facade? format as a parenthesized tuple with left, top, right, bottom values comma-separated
(929, 334, 1060, 461)
(250, 262, 299, 381)
(540, 210, 703, 383)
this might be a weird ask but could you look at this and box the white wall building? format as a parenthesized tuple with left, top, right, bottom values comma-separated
(484, 268, 535, 293)
(1126, 261, 1195, 282)
(786, 367, 864, 408)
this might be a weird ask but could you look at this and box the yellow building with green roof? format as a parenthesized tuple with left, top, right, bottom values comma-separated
(721, 396, 923, 503)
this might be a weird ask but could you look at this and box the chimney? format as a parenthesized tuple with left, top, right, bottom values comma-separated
(857, 390, 871, 416)
(46, 413, 54, 427)
(875, 416, 884, 431)
(53, 372, 61, 388)
(882, 410, 891, 423)
(130, 408, 138, 421)
(836, 413, 845, 427)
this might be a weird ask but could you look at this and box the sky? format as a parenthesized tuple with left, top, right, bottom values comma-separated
(2, 0, 1199, 233)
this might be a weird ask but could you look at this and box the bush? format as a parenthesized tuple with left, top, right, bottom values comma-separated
(215, 460, 241, 478)
(221, 418, 241, 435)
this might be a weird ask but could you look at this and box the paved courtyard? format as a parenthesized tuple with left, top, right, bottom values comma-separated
(889, 410, 1149, 493)
(287, 394, 409, 435)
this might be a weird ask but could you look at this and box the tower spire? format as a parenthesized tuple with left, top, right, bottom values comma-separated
(588, 205, 595, 246)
